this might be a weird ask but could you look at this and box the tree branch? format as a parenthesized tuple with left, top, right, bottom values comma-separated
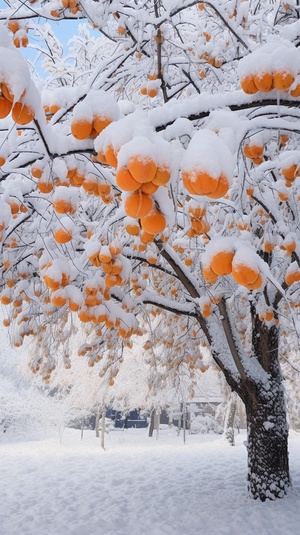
(217, 298, 248, 383)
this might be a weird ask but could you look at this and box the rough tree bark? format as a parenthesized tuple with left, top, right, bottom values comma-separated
(244, 317, 291, 501)
(241, 322, 291, 500)
(245, 377, 290, 500)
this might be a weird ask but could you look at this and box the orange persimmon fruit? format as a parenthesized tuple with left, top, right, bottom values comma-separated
(124, 191, 153, 218)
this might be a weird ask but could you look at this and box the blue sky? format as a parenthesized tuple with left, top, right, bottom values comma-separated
(0, 1, 85, 76)
(25, 19, 82, 76)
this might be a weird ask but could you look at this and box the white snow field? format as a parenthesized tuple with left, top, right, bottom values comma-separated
(0, 428, 300, 535)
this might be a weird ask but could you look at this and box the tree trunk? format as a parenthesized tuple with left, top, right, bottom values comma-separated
(148, 409, 159, 437)
(224, 394, 237, 446)
(148, 409, 155, 437)
(244, 375, 291, 500)
(95, 410, 100, 438)
(213, 306, 291, 500)
(240, 321, 291, 500)
(101, 408, 106, 450)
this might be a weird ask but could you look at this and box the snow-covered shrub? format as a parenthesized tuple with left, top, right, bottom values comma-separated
(190, 413, 223, 435)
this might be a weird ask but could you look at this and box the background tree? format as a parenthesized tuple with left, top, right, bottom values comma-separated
(1, 0, 300, 500)
(0, 324, 78, 440)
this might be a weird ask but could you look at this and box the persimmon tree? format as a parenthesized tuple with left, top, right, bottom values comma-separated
(1, 0, 300, 500)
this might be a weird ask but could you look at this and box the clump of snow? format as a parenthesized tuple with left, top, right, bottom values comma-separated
(202, 237, 236, 266)
(285, 261, 300, 279)
(232, 246, 261, 272)
(238, 36, 300, 78)
(42, 258, 71, 282)
(52, 158, 68, 181)
(246, 131, 264, 149)
(0, 46, 32, 102)
(52, 185, 79, 205)
(42, 87, 79, 111)
(72, 90, 121, 123)
(0, 23, 42, 118)
(0, 200, 12, 227)
(282, 233, 297, 250)
(84, 239, 101, 258)
(164, 118, 194, 141)
(94, 110, 152, 156)
(88, 89, 121, 121)
(55, 216, 77, 234)
(278, 150, 300, 170)
(0, 23, 12, 48)
(182, 129, 234, 182)
(117, 135, 158, 168)
(206, 110, 245, 154)
(117, 99, 136, 115)
(72, 101, 93, 122)
(65, 285, 84, 306)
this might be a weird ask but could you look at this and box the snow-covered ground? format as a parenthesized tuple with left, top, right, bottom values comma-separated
(0, 428, 300, 535)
